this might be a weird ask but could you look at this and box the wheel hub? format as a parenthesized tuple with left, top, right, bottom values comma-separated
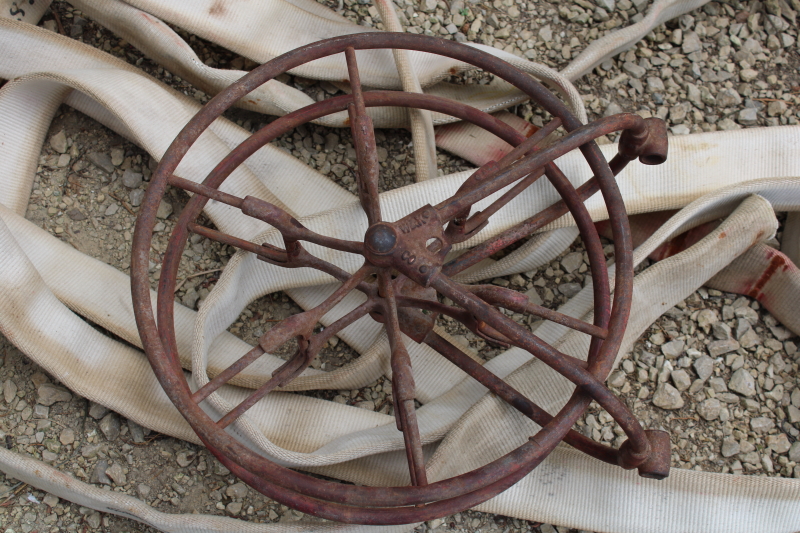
(363, 205, 446, 286)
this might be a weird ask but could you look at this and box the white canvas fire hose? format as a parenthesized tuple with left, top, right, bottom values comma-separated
(0, 1, 799, 531)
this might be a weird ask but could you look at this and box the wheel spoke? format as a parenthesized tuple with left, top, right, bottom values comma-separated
(187, 223, 376, 299)
(240, 194, 364, 255)
(216, 343, 311, 428)
(424, 331, 617, 465)
(171, 175, 363, 256)
(169, 174, 244, 207)
(380, 272, 428, 486)
(190, 265, 373, 405)
(188, 222, 287, 263)
(442, 176, 599, 277)
(430, 272, 651, 457)
(467, 285, 607, 339)
(495, 117, 562, 168)
(214, 300, 374, 428)
(345, 47, 382, 226)
(458, 167, 546, 239)
(434, 118, 606, 222)
(397, 398, 427, 486)
(442, 143, 637, 278)
(445, 119, 562, 243)
(192, 344, 265, 404)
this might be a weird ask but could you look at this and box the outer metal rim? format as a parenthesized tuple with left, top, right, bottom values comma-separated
(131, 32, 634, 525)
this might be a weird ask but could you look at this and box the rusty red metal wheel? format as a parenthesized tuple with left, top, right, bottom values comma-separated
(131, 32, 671, 525)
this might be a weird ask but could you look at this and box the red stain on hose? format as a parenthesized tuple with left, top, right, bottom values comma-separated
(746, 250, 788, 300)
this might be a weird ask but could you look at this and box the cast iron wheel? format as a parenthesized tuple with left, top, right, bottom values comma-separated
(132, 32, 671, 525)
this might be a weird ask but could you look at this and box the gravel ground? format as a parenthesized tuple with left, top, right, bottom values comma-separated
(1, 0, 800, 532)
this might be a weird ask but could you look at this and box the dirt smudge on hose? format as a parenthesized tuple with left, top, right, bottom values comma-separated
(209, 0, 228, 17)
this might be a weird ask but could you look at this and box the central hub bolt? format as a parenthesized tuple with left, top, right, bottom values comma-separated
(365, 223, 397, 255)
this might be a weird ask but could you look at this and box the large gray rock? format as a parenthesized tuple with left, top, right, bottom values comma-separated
(87, 152, 115, 174)
(130, 189, 145, 207)
(608, 370, 626, 388)
(622, 61, 646, 79)
(49, 130, 68, 154)
(558, 283, 582, 298)
(708, 338, 739, 357)
(226, 482, 248, 499)
(561, 251, 584, 273)
(105, 462, 127, 485)
(721, 437, 740, 457)
(661, 339, 685, 359)
(715, 88, 742, 107)
(525, 287, 543, 306)
(693, 355, 714, 381)
(90, 460, 111, 485)
(37, 383, 72, 406)
(3, 379, 16, 404)
(681, 31, 702, 54)
(789, 441, 800, 462)
(121, 168, 143, 189)
(596, 0, 615, 11)
(671, 369, 691, 391)
(728, 368, 756, 397)
(652, 383, 684, 410)
(766, 433, 790, 454)
(88, 401, 109, 420)
(696, 398, 722, 420)
(646, 76, 665, 92)
(695, 309, 718, 329)
(738, 107, 759, 126)
(156, 200, 173, 220)
(99, 412, 121, 441)
(128, 420, 146, 443)
(712, 322, 732, 340)
(750, 417, 775, 434)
